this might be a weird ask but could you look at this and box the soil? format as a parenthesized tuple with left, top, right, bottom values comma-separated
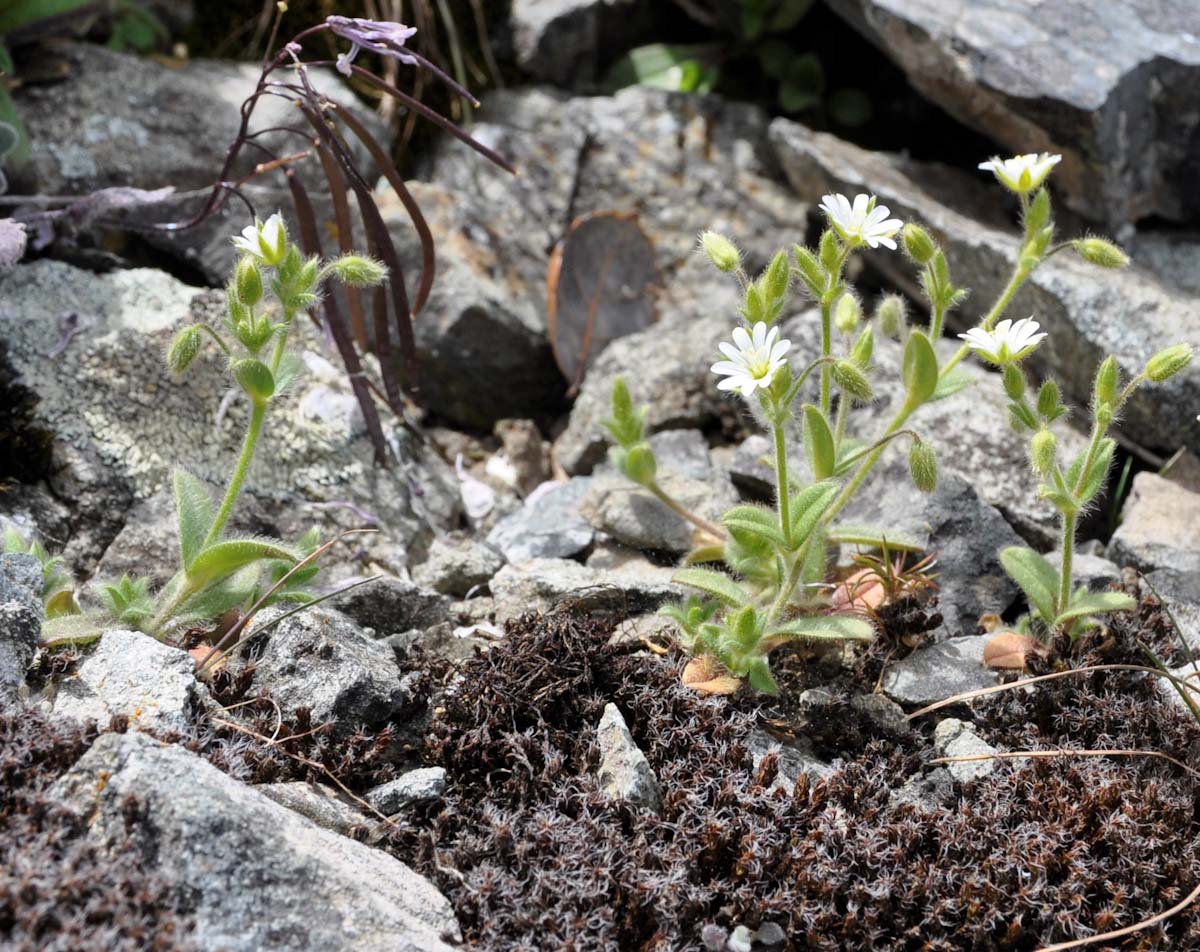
(6, 579, 1200, 951)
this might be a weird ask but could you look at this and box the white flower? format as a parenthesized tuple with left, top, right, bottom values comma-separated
(978, 153, 1061, 194)
(818, 193, 903, 250)
(711, 322, 791, 398)
(959, 317, 1047, 364)
(232, 212, 287, 265)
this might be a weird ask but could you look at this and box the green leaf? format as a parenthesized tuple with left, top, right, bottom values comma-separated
(1078, 439, 1116, 504)
(827, 524, 924, 552)
(672, 568, 749, 606)
(603, 43, 718, 93)
(767, 615, 875, 642)
(185, 538, 300, 589)
(802, 405, 836, 480)
(722, 505, 788, 548)
(1000, 546, 1060, 622)
(745, 657, 779, 695)
(0, 0, 94, 34)
(789, 479, 840, 545)
(40, 614, 104, 647)
(931, 367, 973, 401)
(173, 468, 214, 571)
(799, 526, 830, 589)
(902, 331, 939, 405)
(1054, 590, 1136, 626)
(176, 564, 260, 624)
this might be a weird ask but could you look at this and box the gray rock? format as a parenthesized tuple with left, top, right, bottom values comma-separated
(851, 693, 911, 737)
(0, 261, 454, 573)
(257, 782, 369, 838)
(933, 717, 999, 783)
(725, 434, 775, 500)
(51, 732, 459, 952)
(329, 575, 450, 636)
(251, 606, 416, 735)
(489, 557, 681, 624)
(893, 767, 955, 812)
(1048, 549, 1121, 591)
(412, 534, 506, 597)
(580, 473, 735, 554)
(842, 460, 1023, 638)
(494, 418, 552, 496)
(881, 635, 996, 707)
(49, 629, 204, 733)
(1145, 567, 1200, 654)
(365, 767, 448, 814)
(0, 553, 43, 696)
(510, 0, 654, 85)
(556, 312, 737, 476)
(826, 0, 1200, 227)
(486, 478, 595, 562)
(596, 703, 661, 812)
(645, 429, 716, 481)
(748, 729, 832, 796)
(1108, 473, 1200, 574)
(768, 122, 1200, 459)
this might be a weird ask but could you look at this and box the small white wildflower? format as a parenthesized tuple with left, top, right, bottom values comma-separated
(711, 322, 791, 398)
(977, 153, 1061, 194)
(818, 193, 903, 250)
(232, 212, 287, 265)
(959, 317, 1047, 364)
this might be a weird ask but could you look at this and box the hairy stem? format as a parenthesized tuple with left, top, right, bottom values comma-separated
(1058, 510, 1076, 615)
(939, 261, 1034, 379)
(647, 481, 724, 540)
(822, 399, 917, 526)
(205, 399, 267, 547)
(773, 422, 793, 547)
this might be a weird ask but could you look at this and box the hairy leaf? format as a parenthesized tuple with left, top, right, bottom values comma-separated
(672, 568, 749, 607)
(1054, 590, 1136, 625)
(173, 468, 214, 571)
(789, 479, 840, 545)
(767, 615, 875, 642)
(185, 538, 300, 589)
(722, 505, 788, 548)
(827, 524, 924, 552)
(902, 331, 939, 404)
(1000, 545, 1059, 622)
(802, 404, 836, 480)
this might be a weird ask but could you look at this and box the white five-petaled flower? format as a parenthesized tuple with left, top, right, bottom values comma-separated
(818, 193, 903, 250)
(959, 317, 1047, 364)
(711, 322, 791, 398)
(232, 212, 287, 266)
(977, 153, 1062, 194)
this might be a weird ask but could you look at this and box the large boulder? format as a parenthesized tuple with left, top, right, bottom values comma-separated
(769, 121, 1200, 458)
(51, 732, 460, 952)
(826, 0, 1200, 227)
(0, 552, 42, 697)
(1108, 473, 1200, 574)
(509, 0, 655, 85)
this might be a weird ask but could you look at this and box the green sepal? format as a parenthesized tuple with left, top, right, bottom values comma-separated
(792, 244, 824, 297)
(1000, 545, 1059, 623)
(672, 567, 749, 606)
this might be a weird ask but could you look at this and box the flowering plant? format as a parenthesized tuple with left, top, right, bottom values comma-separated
(603, 152, 1191, 693)
(40, 216, 386, 646)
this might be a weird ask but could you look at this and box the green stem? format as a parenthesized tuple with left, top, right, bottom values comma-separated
(205, 399, 267, 547)
(833, 393, 851, 455)
(939, 260, 1034, 379)
(822, 399, 917, 526)
(929, 302, 947, 342)
(773, 422, 792, 548)
(647, 481, 724, 540)
(1058, 510, 1076, 615)
(767, 532, 815, 623)
(819, 299, 833, 417)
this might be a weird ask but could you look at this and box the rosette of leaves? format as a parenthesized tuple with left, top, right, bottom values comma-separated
(2, 526, 79, 618)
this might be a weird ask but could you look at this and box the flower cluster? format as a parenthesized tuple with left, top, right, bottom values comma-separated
(603, 151, 1193, 694)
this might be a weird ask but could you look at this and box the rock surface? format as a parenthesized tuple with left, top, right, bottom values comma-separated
(769, 121, 1200, 459)
(486, 478, 595, 562)
(51, 732, 460, 952)
(595, 702, 662, 811)
(509, 0, 654, 85)
(0, 553, 42, 697)
(881, 635, 995, 707)
(580, 473, 735, 554)
(257, 782, 369, 838)
(366, 767, 449, 815)
(826, 0, 1200, 226)
(489, 557, 681, 623)
(50, 629, 205, 732)
(412, 534, 506, 596)
(933, 717, 999, 783)
(330, 576, 451, 638)
(251, 607, 417, 735)
(1108, 473, 1200, 574)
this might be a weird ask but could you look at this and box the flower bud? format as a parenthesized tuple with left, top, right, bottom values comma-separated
(234, 256, 264, 307)
(834, 292, 861, 334)
(908, 441, 938, 493)
(1145, 343, 1193, 382)
(850, 326, 874, 369)
(761, 250, 790, 306)
(698, 231, 741, 273)
(232, 358, 275, 402)
(1093, 356, 1119, 406)
(875, 294, 906, 338)
(329, 254, 387, 287)
(792, 244, 824, 297)
(1036, 380, 1060, 419)
(1095, 402, 1113, 428)
(832, 359, 873, 402)
(167, 326, 203, 376)
(1030, 428, 1057, 478)
(818, 228, 840, 270)
(621, 443, 657, 486)
(901, 223, 936, 264)
(1072, 237, 1129, 270)
(1002, 365, 1026, 401)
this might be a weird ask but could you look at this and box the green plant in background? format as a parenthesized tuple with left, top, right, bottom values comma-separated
(40, 214, 387, 646)
(605, 0, 871, 127)
(603, 150, 1184, 694)
(2, 526, 79, 618)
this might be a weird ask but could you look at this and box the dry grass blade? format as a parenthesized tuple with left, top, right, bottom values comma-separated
(313, 140, 368, 348)
(1036, 880, 1200, 951)
(907, 663, 1200, 721)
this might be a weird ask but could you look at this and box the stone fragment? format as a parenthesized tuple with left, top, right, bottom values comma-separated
(51, 732, 460, 952)
(933, 717, 999, 782)
(486, 478, 595, 562)
(256, 782, 368, 838)
(1108, 473, 1200, 574)
(595, 703, 661, 812)
(0, 553, 42, 697)
(489, 557, 681, 624)
(881, 636, 996, 707)
(412, 535, 505, 597)
(365, 767, 448, 815)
